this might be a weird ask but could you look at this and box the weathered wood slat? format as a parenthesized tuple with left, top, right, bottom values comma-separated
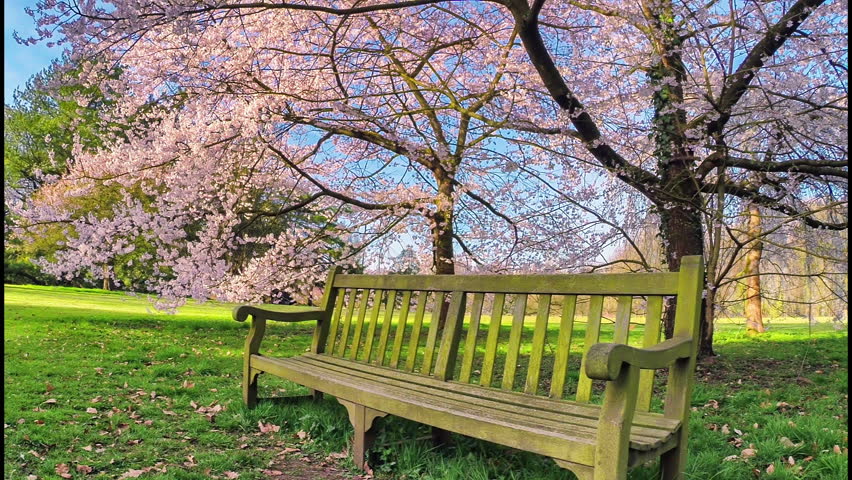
(458, 293, 485, 383)
(479, 293, 505, 387)
(405, 291, 429, 372)
(374, 290, 397, 367)
(550, 295, 578, 399)
(336, 289, 359, 357)
(613, 295, 633, 345)
(388, 291, 412, 368)
(637, 296, 664, 412)
(291, 355, 674, 449)
(420, 292, 446, 375)
(362, 290, 384, 363)
(576, 295, 604, 402)
(524, 294, 551, 395)
(333, 272, 680, 295)
(301, 353, 679, 432)
(501, 294, 528, 390)
(325, 291, 346, 354)
(348, 289, 371, 361)
(434, 292, 467, 381)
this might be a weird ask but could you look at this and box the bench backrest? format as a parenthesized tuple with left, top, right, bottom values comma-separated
(313, 256, 704, 411)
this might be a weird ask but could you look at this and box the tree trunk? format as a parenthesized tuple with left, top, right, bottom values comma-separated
(659, 199, 713, 357)
(102, 264, 111, 291)
(743, 203, 765, 334)
(430, 176, 455, 329)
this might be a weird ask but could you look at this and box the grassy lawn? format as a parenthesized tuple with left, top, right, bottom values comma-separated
(4, 284, 848, 479)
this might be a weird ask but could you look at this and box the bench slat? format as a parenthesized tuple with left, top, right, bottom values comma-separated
(405, 291, 429, 372)
(362, 290, 384, 362)
(549, 294, 577, 398)
(421, 291, 446, 375)
(374, 290, 397, 366)
(336, 289, 359, 357)
(435, 292, 467, 381)
(638, 296, 664, 412)
(325, 291, 346, 354)
(614, 296, 633, 345)
(479, 293, 505, 387)
(576, 295, 604, 402)
(388, 290, 412, 368)
(348, 289, 371, 360)
(458, 292, 485, 383)
(501, 294, 528, 390)
(524, 294, 552, 395)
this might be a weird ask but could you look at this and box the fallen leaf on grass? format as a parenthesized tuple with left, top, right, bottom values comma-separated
(326, 450, 349, 460)
(787, 456, 796, 466)
(721, 424, 730, 435)
(82, 445, 93, 452)
(223, 472, 239, 479)
(282, 447, 300, 454)
(76, 464, 93, 474)
(27, 476, 38, 480)
(296, 430, 308, 440)
(162, 410, 177, 416)
(90, 396, 102, 403)
(86, 408, 98, 414)
(45, 382, 55, 393)
(117, 469, 146, 479)
(766, 464, 775, 474)
(43, 399, 57, 405)
(261, 470, 283, 475)
(741, 447, 757, 458)
(258, 421, 280, 433)
(54, 464, 72, 479)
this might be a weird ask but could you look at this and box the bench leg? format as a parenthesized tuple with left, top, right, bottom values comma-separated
(337, 399, 387, 471)
(310, 389, 324, 401)
(242, 368, 260, 408)
(553, 459, 594, 480)
(660, 440, 686, 480)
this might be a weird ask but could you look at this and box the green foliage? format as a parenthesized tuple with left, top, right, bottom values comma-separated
(4, 285, 848, 479)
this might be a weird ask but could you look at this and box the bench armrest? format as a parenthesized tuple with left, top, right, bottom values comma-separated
(585, 336, 693, 381)
(233, 305, 325, 323)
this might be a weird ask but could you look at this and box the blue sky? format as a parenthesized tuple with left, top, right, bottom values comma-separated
(5, 0, 64, 104)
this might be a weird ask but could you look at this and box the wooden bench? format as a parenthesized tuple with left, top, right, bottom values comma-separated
(234, 256, 704, 480)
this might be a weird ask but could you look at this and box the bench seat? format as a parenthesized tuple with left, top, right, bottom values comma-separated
(251, 352, 681, 466)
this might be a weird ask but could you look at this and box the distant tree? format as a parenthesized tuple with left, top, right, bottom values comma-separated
(388, 247, 421, 275)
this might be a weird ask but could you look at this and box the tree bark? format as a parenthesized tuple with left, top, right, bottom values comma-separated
(743, 203, 765, 333)
(102, 264, 111, 291)
(658, 195, 713, 357)
(430, 175, 455, 330)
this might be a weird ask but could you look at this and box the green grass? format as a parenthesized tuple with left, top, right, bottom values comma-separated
(5, 284, 848, 479)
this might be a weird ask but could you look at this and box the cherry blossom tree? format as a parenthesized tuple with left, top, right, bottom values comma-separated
(17, 0, 848, 354)
(12, 2, 632, 309)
